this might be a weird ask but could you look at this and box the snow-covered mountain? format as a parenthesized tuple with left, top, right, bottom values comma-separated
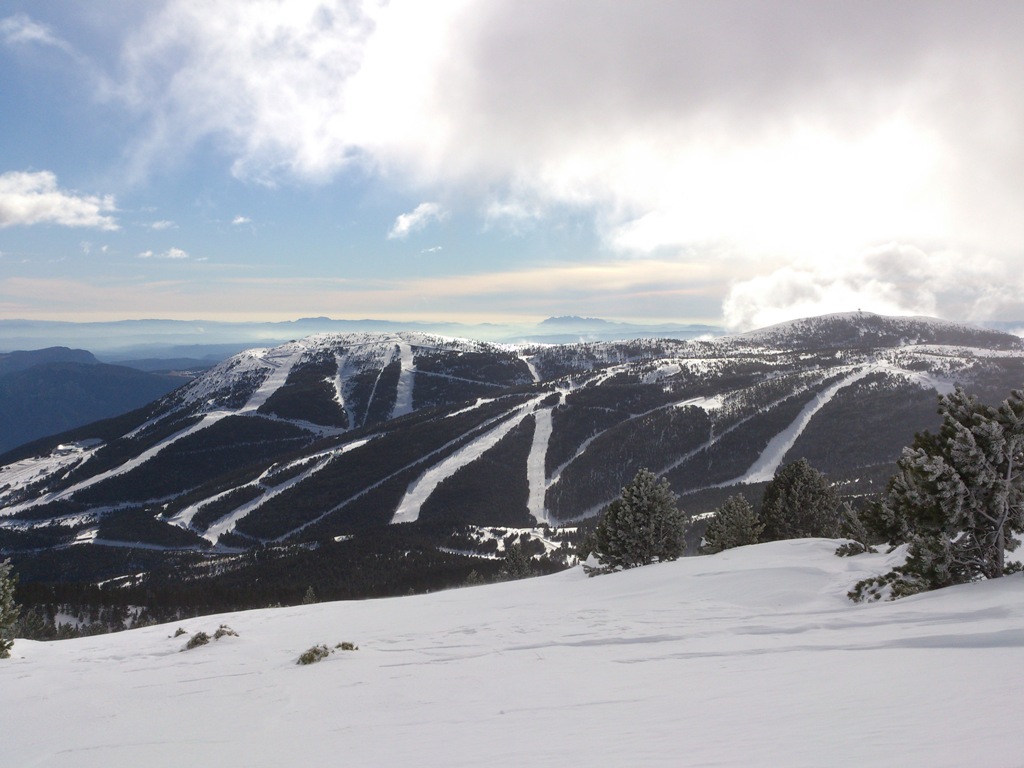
(3, 539, 1023, 767)
(1, 314, 1022, 598)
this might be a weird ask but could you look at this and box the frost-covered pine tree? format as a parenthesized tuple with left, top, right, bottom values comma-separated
(759, 459, 841, 541)
(588, 468, 686, 573)
(867, 387, 1024, 591)
(700, 494, 762, 554)
(0, 558, 19, 659)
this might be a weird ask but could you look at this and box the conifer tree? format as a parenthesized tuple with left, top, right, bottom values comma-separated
(499, 542, 533, 580)
(589, 469, 686, 573)
(0, 558, 19, 659)
(760, 459, 841, 541)
(700, 494, 762, 554)
(864, 387, 1024, 592)
(834, 502, 875, 556)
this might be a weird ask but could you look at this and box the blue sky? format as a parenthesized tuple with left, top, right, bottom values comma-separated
(2, 1, 1023, 330)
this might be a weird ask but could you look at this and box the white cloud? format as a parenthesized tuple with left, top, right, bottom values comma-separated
(138, 247, 190, 260)
(722, 243, 1024, 331)
(149, 220, 176, 230)
(98, 1, 1024, 325)
(0, 13, 72, 51)
(0, 171, 118, 230)
(117, 0, 382, 183)
(388, 202, 446, 240)
(111, 4, 1024, 255)
(231, 215, 252, 225)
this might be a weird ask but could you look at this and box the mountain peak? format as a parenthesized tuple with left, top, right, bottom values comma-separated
(539, 316, 613, 327)
(741, 312, 1023, 350)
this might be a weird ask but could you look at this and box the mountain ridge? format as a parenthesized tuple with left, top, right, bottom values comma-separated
(1, 312, 1022, 599)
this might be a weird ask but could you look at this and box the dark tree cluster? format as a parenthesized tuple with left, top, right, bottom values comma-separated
(853, 388, 1024, 600)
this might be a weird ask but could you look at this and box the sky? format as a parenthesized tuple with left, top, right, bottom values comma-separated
(1, 1, 1023, 330)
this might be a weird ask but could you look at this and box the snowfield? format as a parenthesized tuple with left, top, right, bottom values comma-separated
(4, 540, 1024, 767)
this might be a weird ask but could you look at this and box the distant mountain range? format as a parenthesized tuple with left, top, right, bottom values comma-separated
(1, 312, 1022, 605)
(0, 348, 189, 454)
(0, 316, 724, 360)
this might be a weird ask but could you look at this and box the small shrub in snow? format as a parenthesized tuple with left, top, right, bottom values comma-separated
(297, 641, 358, 664)
(180, 625, 238, 649)
(213, 624, 238, 640)
(183, 631, 210, 650)
(173, 627, 187, 638)
(848, 569, 925, 603)
(298, 645, 331, 665)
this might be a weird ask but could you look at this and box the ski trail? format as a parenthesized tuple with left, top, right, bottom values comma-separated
(169, 438, 369, 539)
(874, 358, 956, 395)
(239, 343, 307, 413)
(416, 370, 505, 388)
(86, 345, 305, 495)
(7, 344, 310, 515)
(519, 351, 541, 383)
(25, 413, 231, 510)
(390, 397, 544, 524)
(546, 371, 853, 521)
(526, 406, 554, 524)
(201, 439, 369, 543)
(168, 482, 249, 531)
(391, 341, 416, 419)
(730, 366, 877, 484)
(285, 406, 528, 538)
(332, 352, 347, 411)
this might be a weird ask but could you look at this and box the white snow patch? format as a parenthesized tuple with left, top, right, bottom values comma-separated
(673, 394, 725, 411)
(391, 341, 415, 419)
(73, 528, 98, 544)
(331, 352, 347, 410)
(445, 397, 497, 418)
(4, 540, 1024, 767)
(526, 407, 554, 525)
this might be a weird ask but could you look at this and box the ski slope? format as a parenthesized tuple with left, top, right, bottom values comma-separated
(4, 540, 1024, 767)
(732, 366, 876, 484)
(390, 397, 545, 524)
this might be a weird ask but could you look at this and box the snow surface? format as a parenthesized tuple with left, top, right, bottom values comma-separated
(392, 341, 415, 419)
(4, 539, 1024, 767)
(526, 405, 554, 524)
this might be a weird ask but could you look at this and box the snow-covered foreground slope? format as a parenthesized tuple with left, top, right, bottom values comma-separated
(4, 540, 1024, 767)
